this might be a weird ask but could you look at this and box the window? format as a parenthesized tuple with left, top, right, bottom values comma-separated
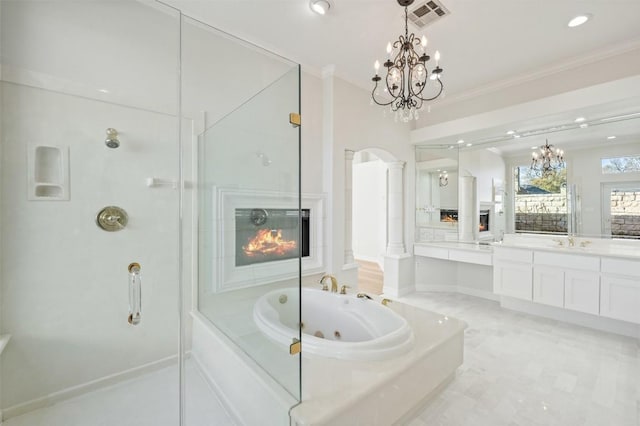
(601, 155, 640, 174)
(513, 164, 567, 234)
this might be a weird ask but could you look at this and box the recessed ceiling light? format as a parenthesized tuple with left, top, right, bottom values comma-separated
(466, 143, 472, 147)
(607, 135, 616, 139)
(580, 123, 589, 128)
(514, 134, 521, 138)
(574, 117, 586, 123)
(310, 0, 330, 15)
(568, 14, 591, 28)
(98, 88, 109, 93)
(506, 130, 515, 135)
(457, 139, 464, 144)
(531, 146, 538, 149)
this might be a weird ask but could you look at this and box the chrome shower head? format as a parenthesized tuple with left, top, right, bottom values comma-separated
(105, 128, 120, 148)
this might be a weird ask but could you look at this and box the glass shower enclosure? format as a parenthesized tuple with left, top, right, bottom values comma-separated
(0, 1, 302, 424)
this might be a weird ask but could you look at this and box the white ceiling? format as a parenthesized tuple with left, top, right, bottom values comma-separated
(165, 0, 640, 99)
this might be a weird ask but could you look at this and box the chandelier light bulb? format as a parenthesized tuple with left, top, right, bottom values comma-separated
(421, 35, 428, 47)
(386, 42, 392, 55)
(374, 60, 380, 72)
(435, 50, 441, 65)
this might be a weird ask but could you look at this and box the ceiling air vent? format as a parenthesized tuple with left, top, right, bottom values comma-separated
(407, 0, 449, 29)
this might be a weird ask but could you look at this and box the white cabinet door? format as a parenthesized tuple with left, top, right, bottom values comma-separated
(600, 275, 640, 324)
(494, 261, 532, 300)
(533, 267, 564, 307)
(564, 271, 600, 315)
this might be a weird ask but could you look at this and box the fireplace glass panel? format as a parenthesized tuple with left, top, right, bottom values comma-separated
(235, 208, 310, 266)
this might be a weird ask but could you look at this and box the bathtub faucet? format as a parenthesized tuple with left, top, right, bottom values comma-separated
(320, 274, 338, 293)
(357, 293, 373, 300)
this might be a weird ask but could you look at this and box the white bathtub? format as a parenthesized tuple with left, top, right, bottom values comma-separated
(253, 287, 414, 361)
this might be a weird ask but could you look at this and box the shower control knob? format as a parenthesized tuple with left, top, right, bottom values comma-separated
(96, 206, 128, 232)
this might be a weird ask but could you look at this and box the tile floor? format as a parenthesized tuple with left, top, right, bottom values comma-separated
(2, 361, 235, 426)
(402, 292, 640, 426)
(4, 292, 639, 425)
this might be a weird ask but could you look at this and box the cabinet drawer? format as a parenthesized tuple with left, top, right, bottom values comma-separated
(601, 258, 640, 278)
(449, 249, 492, 265)
(414, 245, 448, 260)
(534, 251, 599, 271)
(493, 247, 533, 263)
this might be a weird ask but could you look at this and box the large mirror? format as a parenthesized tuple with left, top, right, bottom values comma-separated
(415, 145, 459, 241)
(454, 100, 640, 239)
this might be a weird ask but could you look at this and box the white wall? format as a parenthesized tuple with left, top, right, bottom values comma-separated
(352, 159, 387, 263)
(0, 1, 184, 412)
(0, 82, 180, 410)
(438, 170, 459, 209)
(459, 149, 505, 204)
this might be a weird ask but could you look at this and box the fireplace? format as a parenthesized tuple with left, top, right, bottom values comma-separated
(212, 188, 324, 292)
(235, 208, 310, 267)
(479, 209, 490, 232)
(440, 209, 458, 223)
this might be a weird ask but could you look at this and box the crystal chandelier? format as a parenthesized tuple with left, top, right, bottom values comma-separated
(531, 139, 565, 174)
(371, 0, 444, 122)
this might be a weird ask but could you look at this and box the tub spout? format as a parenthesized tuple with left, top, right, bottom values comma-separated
(320, 274, 338, 292)
(357, 293, 373, 300)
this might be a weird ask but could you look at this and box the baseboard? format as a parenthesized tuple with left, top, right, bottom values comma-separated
(354, 255, 385, 271)
(3, 355, 179, 421)
(501, 296, 640, 339)
(456, 286, 500, 302)
(414, 284, 499, 301)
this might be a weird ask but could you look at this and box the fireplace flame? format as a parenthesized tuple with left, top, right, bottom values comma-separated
(243, 229, 297, 257)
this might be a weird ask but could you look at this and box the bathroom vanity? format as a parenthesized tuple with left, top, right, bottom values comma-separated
(414, 234, 640, 336)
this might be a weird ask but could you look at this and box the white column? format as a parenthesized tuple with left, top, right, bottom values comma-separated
(386, 160, 406, 255)
(344, 149, 355, 264)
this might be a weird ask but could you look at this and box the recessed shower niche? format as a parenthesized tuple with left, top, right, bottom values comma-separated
(28, 144, 70, 200)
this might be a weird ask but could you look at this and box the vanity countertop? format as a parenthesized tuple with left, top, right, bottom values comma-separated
(414, 241, 494, 253)
(494, 235, 640, 260)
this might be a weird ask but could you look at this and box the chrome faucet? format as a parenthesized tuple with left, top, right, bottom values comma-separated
(320, 274, 338, 293)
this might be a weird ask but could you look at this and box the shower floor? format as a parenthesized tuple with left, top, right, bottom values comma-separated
(2, 360, 235, 426)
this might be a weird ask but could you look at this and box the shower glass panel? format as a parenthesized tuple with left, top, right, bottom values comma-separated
(0, 1, 182, 424)
(188, 16, 301, 409)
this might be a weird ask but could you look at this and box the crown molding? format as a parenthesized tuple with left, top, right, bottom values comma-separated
(432, 37, 640, 108)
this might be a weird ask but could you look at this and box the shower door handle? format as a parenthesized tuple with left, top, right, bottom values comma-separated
(128, 263, 142, 325)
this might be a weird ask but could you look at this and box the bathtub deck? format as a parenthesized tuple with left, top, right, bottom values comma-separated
(290, 301, 466, 425)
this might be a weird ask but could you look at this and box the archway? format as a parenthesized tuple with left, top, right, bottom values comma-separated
(347, 148, 406, 294)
